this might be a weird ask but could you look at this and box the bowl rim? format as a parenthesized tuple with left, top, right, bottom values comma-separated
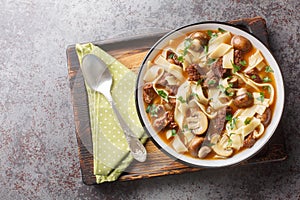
(135, 21, 285, 167)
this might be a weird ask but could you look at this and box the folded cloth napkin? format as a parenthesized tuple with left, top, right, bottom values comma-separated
(76, 43, 146, 183)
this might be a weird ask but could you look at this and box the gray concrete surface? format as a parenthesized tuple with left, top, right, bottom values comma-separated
(0, 0, 299, 199)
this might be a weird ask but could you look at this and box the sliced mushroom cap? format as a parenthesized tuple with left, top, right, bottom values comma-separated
(186, 108, 208, 135)
(233, 89, 254, 108)
(190, 39, 202, 52)
(211, 134, 233, 157)
(189, 32, 209, 46)
(188, 136, 204, 157)
(198, 146, 212, 159)
(256, 107, 272, 126)
(231, 35, 252, 53)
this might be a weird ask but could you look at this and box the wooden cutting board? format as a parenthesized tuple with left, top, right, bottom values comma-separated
(66, 16, 287, 185)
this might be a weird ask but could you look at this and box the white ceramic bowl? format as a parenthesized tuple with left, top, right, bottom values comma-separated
(135, 22, 285, 167)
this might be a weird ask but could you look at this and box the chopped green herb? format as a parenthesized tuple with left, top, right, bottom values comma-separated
(207, 58, 216, 65)
(263, 85, 271, 93)
(229, 132, 235, 137)
(239, 60, 247, 66)
(208, 79, 216, 85)
(256, 92, 265, 103)
(183, 38, 192, 56)
(226, 114, 233, 121)
(247, 92, 253, 98)
(263, 76, 272, 83)
(231, 61, 241, 73)
(217, 84, 225, 90)
(228, 83, 233, 88)
(244, 117, 252, 125)
(227, 138, 233, 147)
(177, 56, 184, 63)
(168, 53, 174, 59)
(177, 96, 186, 103)
(171, 129, 177, 136)
(207, 30, 218, 40)
(183, 124, 189, 131)
(207, 142, 215, 147)
(157, 89, 168, 102)
(230, 117, 238, 130)
(251, 75, 257, 79)
(197, 78, 204, 85)
(218, 27, 226, 33)
(146, 105, 151, 113)
(190, 92, 200, 100)
(146, 104, 158, 117)
(265, 66, 274, 73)
(204, 45, 208, 53)
(225, 87, 235, 96)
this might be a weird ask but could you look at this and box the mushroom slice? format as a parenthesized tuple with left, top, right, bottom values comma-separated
(211, 134, 233, 158)
(188, 136, 205, 157)
(186, 108, 208, 135)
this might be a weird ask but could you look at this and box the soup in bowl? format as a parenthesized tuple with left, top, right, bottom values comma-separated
(136, 22, 284, 167)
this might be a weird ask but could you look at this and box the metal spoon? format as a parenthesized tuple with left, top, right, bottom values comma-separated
(82, 54, 147, 162)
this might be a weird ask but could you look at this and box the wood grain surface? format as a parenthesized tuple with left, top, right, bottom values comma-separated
(66, 16, 287, 185)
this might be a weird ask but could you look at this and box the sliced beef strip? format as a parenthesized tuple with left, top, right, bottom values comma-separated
(143, 83, 157, 104)
(198, 106, 229, 158)
(186, 64, 205, 81)
(234, 50, 244, 70)
(246, 68, 262, 83)
(203, 70, 219, 88)
(153, 111, 175, 131)
(243, 132, 256, 148)
(211, 57, 231, 78)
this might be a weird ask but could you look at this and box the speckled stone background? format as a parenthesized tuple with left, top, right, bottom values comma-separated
(0, 0, 299, 199)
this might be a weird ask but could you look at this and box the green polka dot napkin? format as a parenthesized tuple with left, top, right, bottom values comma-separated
(76, 43, 146, 183)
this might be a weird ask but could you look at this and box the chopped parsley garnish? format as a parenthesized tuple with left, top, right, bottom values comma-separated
(256, 92, 265, 103)
(207, 30, 218, 40)
(197, 78, 204, 85)
(204, 45, 208, 53)
(231, 61, 241, 73)
(239, 60, 247, 66)
(226, 113, 233, 121)
(251, 75, 257, 79)
(218, 28, 226, 33)
(263, 76, 272, 83)
(265, 66, 274, 73)
(168, 53, 175, 59)
(229, 132, 235, 137)
(227, 138, 233, 147)
(247, 92, 253, 98)
(207, 142, 215, 147)
(177, 96, 186, 103)
(244, 117, 252, 125)
(146, 104, 158, 117)
(207, 58, 216, 65)
(171, 129, 177, 136)
(208, 79, 216, 85)
(177, 56, 184, 63)
(157, 89, 168, 102)
(263, 85, 271, 93)
(229, 117, 238, 130)
(225, 87, 235, 96)
(183, 38, 192, 56)
(190, 92, 200, 100)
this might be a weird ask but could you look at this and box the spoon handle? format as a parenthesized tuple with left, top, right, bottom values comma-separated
(105, 93, 147, 162)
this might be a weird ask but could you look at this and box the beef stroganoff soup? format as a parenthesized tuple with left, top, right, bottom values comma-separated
(142, 28, 276, 159)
